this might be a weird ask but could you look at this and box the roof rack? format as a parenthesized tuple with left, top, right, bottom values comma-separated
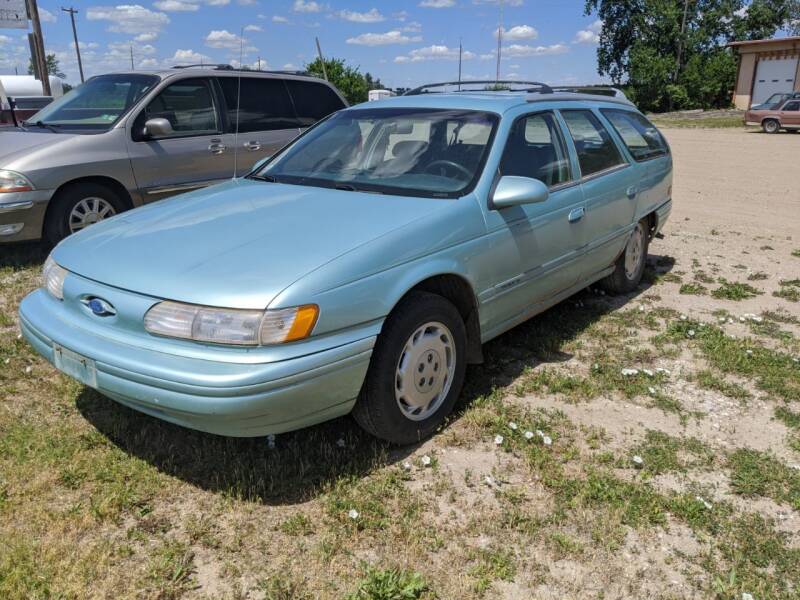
(172, 64, 235, 70)
(170, 64, 312, 77)
(404, 80, 553, 96)
(551, 85, 628, 100)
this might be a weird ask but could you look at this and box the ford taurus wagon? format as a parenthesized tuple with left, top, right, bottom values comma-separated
(20, 81, 673, 445)
(0, 66, 346, 244)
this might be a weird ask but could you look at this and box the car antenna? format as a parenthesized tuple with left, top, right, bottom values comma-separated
(232, 27, 244, 180)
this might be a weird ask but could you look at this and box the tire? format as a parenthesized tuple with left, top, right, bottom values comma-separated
(44, 182, 127, 246)
(762, 119, 780, 134)
(599, 218, 650, 295)
(353, 291, 467, 445)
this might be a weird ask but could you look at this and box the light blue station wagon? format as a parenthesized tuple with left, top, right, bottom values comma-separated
(20, 82, 673, 445)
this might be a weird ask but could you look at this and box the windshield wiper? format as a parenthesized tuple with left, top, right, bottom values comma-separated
(250, 174, 278, 183)
(334, 183, 358, 191)
(22, 120, 61, 132)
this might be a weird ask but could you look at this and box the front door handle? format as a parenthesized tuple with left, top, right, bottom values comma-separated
(208, 139, 227, 155)
(626, 186, 638, 199)
(244, 141, 262, 151)
(568, 207, 585, 223)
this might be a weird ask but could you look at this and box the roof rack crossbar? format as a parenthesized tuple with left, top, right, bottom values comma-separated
(170, 64, 312, 76)
(550, 85, 628, 99)
(404, 80, 553, 96)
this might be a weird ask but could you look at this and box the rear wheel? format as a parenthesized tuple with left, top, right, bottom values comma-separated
(762, 119, 780, 134)
(45, 182, 126, 246)
(353, 291, 467, 445)
(599, 218, 650, 295)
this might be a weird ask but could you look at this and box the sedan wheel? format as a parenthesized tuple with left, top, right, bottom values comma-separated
(762, 120, 780, 134)
(68, 196, 117, 233)
(600, 218, 650, 295)
(624, 223, 645, 279)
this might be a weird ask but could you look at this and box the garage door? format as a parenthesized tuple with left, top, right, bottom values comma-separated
(752, 57, 799, 105)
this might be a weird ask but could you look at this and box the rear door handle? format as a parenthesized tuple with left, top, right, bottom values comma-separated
(208, 139, 226, 154)
(626, 186, 638, 199)
(568, 207, 585, 223)
(244, 141, 262, 151)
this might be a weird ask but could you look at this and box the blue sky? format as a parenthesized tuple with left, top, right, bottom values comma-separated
(0, 0, 607, 89)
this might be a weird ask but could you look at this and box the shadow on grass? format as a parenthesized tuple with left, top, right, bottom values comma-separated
(77, 254, 674, 505)
(0, 241, 48, 270)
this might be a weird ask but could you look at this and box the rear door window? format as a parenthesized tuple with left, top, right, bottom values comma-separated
(601, 109, 669, 161)
(560, 109, 626, 177)
(217, 77, 298, 132)
(142, 78, 219, 137)
(284, 80, 345, 127)
(499, 112, 571, 187)
(783, 101, 800, 111)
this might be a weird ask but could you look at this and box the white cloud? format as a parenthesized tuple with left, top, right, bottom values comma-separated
(244, 24, 263, 32)
(347, 30, 421, 45)
(70, 41, 100, 50)
(395, 44, 475, 62)
(39, 8, 57, 23)
(473, 0, 523, 5)
(204, 29, 242, 49)
(207, 0, 231, 5)
(337, 8, 385, 22)
(503, 43, 569, 57)
(0, 35, 11, 45)
(167, 48, 212, 65)
(393, 10, 408, 21)
(272, 15, 289, 23)
(153, 0, 199, 10)
(138, 58, 159, 68)
(495, 25, 538, 40)
(574, 20, 602, 44)
(87, 5, 170, 35)
(419, 0, 455, 7)
(135, 32, 158, 42)
(283, 62, 299, 69)
(402, 21, 422, 32)
(293, 0, 322, 12)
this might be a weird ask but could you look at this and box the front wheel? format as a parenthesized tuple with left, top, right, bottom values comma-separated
(353, 291, 467, 445)
(762, 119, 780, 134)
(44, 182, 126, 246)
(600, 218, 650, 295)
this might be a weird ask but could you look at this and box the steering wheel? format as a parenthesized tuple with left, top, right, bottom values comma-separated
(424, 160, 472, 179)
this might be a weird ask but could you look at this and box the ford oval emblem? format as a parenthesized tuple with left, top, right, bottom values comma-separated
(85, 297, 117, 317)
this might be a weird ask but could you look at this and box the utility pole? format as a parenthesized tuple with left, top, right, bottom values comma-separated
(61, 7, 83, 83)
(495, 0, 503, 84)
(674, 0, 690, 82)
(130, 45, 134, 69)
(458, 38, 462, 90)
(26, 0, 51, 95)
(315, 37, 328, 81)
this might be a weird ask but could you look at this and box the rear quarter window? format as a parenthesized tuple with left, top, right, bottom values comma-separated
(284, 80, 346, 127)
(601, 109, 669, 162)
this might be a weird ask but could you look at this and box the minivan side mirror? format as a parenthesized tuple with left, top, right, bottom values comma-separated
(490, 176, 549, 209)
(250, 155, 273, 173)
(144, 118, 173, 138)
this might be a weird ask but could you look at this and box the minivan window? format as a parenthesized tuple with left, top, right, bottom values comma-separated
(284, 79, 345, 127)
(255, 108, 498, 198)
(142, 78, 219, 137)
(217, 77, 298, 132)
(784, 101, 800, 111)
(561, 109, 626, 177)
(23, 74, 158, 130)
(499, 112, 571, 187)
(601, 109, 668, 161)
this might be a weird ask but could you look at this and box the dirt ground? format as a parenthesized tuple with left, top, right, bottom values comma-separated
(0, 127, 799, 600)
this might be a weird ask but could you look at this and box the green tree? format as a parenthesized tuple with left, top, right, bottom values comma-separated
(584, 0, 792, 112)
(305, 57, 370, 104)
(27, 53, 66, 79)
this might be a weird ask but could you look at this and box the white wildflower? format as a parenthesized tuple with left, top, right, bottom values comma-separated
(536, 430, 545, 438)
(621, 368, 639, 376)
(336, 438, 346, 448)
(741, 593, 754, 600)
(24, 366, 32, 374)
(655, 367, 671, 375)
(648, 386, 657, 395)
(695, 495, 713, 510)
(484, 475, 496, 487)
(687, 329, 696, 337)
(719, 317, 726, 323)
(421, 455, 432, 466)
(524, 430, 534, 440)
(727, 317, 734, 324)
(639, 305, 645, 312)
(542, 436, 552, 446)
(746, 349, 753, 356)
(739, 316, 746, 323)
(680, 314, 687, 321)
(402, 461, 412, 471)
(494, 435, 504, 446)
(348, 509, 359, 520)
(643, 368, 654, 377)
(632, 455, 644, 466)
(508, 421, 518, 431)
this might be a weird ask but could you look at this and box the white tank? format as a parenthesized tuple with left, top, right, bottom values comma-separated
(0, 75, 64, 98)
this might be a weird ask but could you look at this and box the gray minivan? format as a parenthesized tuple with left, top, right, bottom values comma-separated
(0, 66, 347, 244)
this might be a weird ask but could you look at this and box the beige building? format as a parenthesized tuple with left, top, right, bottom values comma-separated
(728, 36, 800, 109)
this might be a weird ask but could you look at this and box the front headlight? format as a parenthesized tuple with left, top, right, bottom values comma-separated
(0, 170, 34, 193)
(143, 301, 318, 346)
(42, 255, 67, 300)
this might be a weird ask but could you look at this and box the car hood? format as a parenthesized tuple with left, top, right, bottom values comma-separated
(0, 128, 78, 166)
(54, 178, 449, 309)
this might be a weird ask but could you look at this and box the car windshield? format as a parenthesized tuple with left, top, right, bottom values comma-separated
(759, 93, 789, 108)
(24, 74, 159, 130)
(254, 107, 499, 198)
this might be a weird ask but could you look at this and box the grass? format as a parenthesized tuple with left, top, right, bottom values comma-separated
(711, 279, 762, 301)
(345, 567, 430, 600)
(649, 116, 748, 129)
(728, 449, 800, 510)
(773, 278, 800, 303)
(694, 369, 751, 401)
(679, 282, 707, 295)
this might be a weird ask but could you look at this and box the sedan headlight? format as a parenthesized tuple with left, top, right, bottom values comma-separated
(144, 301, 318, 346)
(0, 170, 34, 193)
(42, 255, 67, 300)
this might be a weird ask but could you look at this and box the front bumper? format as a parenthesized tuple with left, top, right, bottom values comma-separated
(19, 287, 377, 437)
(0, 189, 52, 242)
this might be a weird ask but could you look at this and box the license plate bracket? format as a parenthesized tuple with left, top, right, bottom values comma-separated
(53, 344, 97, 388)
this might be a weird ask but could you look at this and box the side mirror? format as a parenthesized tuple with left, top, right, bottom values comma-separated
(144, 117, 173, 138)
(491, 176, 549, 209)
(250, 155, 273, 173)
